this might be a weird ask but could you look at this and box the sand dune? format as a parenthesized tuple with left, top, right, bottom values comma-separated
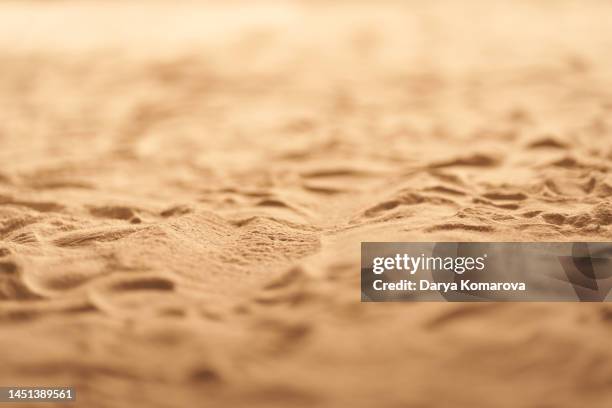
(1, 1, 612, 407)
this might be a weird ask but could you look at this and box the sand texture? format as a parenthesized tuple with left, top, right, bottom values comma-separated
(1, 1, 612, 407)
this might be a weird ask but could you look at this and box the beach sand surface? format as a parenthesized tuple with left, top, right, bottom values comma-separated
(1, 1, 612, 407)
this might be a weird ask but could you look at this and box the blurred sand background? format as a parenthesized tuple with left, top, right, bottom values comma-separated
(1, 1, 612, 407)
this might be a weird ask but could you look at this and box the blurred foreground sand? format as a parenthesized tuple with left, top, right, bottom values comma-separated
(1, 1, 612, 407)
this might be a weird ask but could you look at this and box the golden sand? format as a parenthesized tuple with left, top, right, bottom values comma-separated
(1, 1, 612, 407)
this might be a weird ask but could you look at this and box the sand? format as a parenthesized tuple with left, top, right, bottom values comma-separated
(1, 1, 612, 407)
